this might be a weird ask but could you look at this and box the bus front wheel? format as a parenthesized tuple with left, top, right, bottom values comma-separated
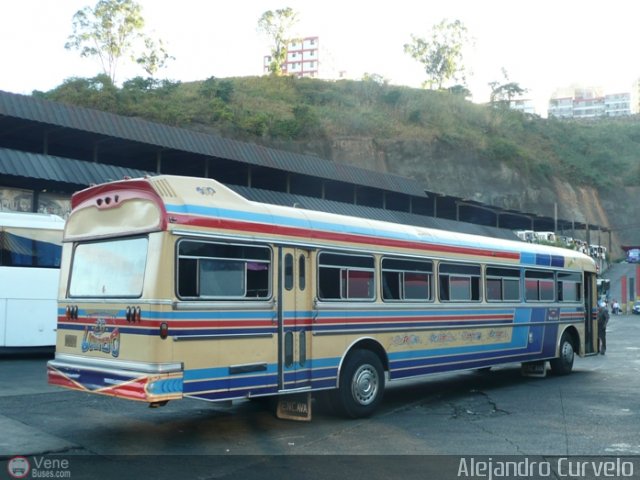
(333, 350, 384, 419)
(550, 332, 575, 375)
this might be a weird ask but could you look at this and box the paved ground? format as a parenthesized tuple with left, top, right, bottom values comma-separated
(1, 313, 639, 479)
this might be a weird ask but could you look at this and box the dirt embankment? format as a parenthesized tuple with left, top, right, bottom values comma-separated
(324, 136, 639, 259)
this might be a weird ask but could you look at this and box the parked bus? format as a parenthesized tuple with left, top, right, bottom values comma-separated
(47, 175, 598, 418)
(1, 211, 64, 352)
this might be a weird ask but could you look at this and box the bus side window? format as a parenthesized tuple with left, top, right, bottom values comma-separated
(438, 262, 481, 302)
(298, 254, 306, 291)
(557, 272, 582, 302)
(381, 257, 433, 302)
(485, 267, 521, 302)
(317, 251, 375, 300)
(177, 240, 271, 300)
(1, 227, 61, 268)
(284, 253, 294, 291)
(382, 271, 401, 300)
(246, 261, 269, 297)
(178, 258, 198, 297)
(525, 270, 555, 302)
(318, 266, 340, 299)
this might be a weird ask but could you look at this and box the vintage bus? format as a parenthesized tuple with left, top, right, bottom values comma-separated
(47, 175, 598, 418)
(1, 211, 64, 352)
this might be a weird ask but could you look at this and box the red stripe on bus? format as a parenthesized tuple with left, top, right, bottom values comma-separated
(170, 214, 520, 260)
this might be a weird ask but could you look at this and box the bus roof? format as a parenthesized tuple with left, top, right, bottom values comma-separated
(0, 211, 65, 230)
(69, 175, 597, 273)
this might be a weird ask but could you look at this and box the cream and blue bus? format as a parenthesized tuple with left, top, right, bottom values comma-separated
(47, 175, 598, 418)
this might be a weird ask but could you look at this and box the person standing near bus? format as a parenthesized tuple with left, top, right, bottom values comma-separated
(612, 299, 620, 315)
(597, 301, 610, 355)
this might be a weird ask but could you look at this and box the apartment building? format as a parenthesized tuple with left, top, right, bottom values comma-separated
(604, 93, 632, 117)
(548, 86, 633, 118)
(263, 36, 320, 78)
(573, 95, 605, 118)
(547, 97, 573, 118)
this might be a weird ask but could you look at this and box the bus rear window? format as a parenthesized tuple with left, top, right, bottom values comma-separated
(69, 237, 148, 298)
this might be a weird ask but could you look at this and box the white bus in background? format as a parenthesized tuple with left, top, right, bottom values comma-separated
(534, 231, 556, 243)
(0, 211, 64, 352)
(515, 230, 534, 242)
(589, 245, 607, 260)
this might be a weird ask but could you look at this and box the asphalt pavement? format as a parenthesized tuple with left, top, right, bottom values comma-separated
(1, 311, 639, 479)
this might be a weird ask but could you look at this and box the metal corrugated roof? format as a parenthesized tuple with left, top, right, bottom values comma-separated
(0, 90, 426, 197)
(0, 148, 150, 186)
(231, 185, 519, 241)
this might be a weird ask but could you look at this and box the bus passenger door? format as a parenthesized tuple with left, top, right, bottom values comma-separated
(584, 272, 598, 355)
(278, 247, 313, 391)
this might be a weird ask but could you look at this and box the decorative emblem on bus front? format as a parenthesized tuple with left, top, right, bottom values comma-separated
(81, 318, 120, 357)
(196, 186, 216, 196)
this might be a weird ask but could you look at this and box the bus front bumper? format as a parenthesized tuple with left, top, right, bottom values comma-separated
(47, 354, 184, 403)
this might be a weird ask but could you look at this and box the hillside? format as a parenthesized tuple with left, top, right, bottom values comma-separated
(34, 75, 640, 257)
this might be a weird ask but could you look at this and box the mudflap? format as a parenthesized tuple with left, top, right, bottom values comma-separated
(276, 392, 312, 422)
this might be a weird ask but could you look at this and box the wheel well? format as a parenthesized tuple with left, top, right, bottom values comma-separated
(338, 339, 388, 382)
(559, 326, 579, 355)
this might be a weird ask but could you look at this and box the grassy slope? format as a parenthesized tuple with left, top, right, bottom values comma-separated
(36, 75, 640, 190)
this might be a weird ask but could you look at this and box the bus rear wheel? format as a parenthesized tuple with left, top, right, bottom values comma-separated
(333, 350, 384, 419)
(550, 332, 575, 375)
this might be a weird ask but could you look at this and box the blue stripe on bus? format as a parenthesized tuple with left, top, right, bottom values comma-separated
(57, 308, 276, 320)
(59, 306, 580, 338)
(179, 312, 561, 399)
(60, 323, 276, 337)
(60, 305, 578, 320)
(314, 308, 515, 318)
(147, 377, 183, 395)
(164, 203, 522, 255)
(184, 358, 340, 383)
(181, 327, 555, 396)
(185, 363, 278, 381)
(521, 252, 566, 267)
(184, 374, 279, 393)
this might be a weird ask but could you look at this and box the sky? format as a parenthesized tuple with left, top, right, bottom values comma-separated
(1, 0, 639, 115)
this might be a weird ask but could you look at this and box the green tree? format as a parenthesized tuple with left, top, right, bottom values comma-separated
(447, 84, 472, 98)
(135, 37, 173, 77)
(489, 69, 527, 107)
(65, 0, 172, 83)
(404, 19, 471, 90)
(257, 7, 299, 76)
(199, 76, 234, 103)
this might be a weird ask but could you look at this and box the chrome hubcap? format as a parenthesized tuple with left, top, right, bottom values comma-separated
(562, 341, 574, 363)
(351, 364, 379, 405)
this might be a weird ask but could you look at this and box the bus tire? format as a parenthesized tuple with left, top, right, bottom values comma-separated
(550, 332, 574, 375)
(333, 349, 384, 419)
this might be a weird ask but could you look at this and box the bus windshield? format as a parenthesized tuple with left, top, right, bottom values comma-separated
(69, 237, 148, 298)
